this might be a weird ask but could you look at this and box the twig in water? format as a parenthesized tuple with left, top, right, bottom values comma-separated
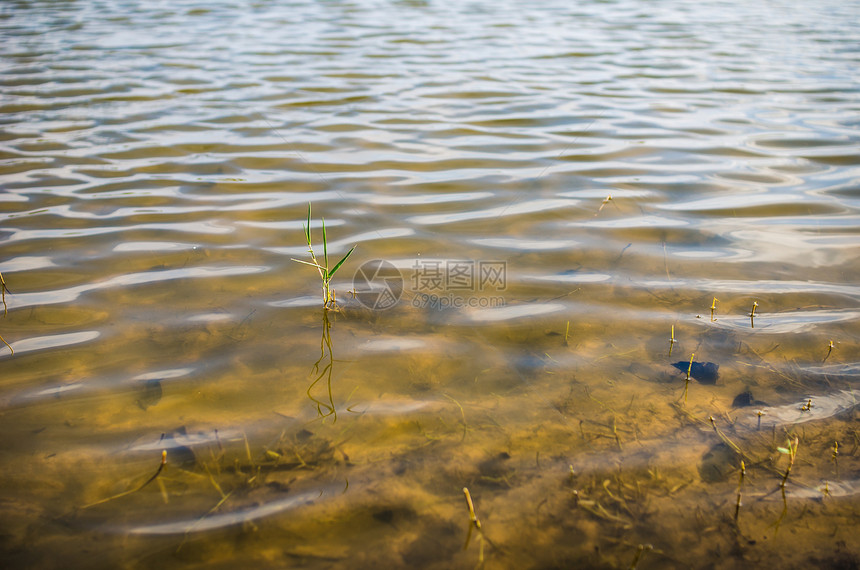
(708, 416, 745, 458)
(83, 450, 167, 508)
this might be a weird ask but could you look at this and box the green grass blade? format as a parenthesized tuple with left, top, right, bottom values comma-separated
(327, 245, 356, 279)
(304, 204, 312, 245)
(292, 258, 326, 270)
(321, 218, 328, 270)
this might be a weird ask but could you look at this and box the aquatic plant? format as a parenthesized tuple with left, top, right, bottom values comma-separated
(770, 435, 800, 533)
(824, 339, 835, 362)
(463, 487, 482, 530)
(778, 435, 799, 488)
(292, 204, 356, 311)
(682, 352, 694, 404)
(831, 441, 839, 477)
(734, 460, 745, 523)
(0, 271, 8, 316)
(462, 487, 486, 566)
(668, 325, 676, 356)
(596, 194, 613, 214)
(630, 544, 653, 570)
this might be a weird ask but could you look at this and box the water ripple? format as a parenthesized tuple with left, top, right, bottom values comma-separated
(7, 331, 99, 355)
(11, 266, 267, 309)
(128, 488, 332, 536)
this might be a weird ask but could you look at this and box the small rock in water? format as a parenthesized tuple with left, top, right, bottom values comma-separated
(671, 361, 719, 384)
(162, 426, 197, 469)
(137, 378, 163, 410)
(478, 451, 513, 484)
(698, 442, 737, 483)
(513, 353, 546, 376)
(731, 390, 768, 408)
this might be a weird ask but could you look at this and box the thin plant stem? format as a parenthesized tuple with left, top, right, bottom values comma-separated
(668, 325, 676, 356)
(463, 487, 481, 529)
(0, 332, 11, 355)
(824, 340, 834, 362)
(0, 271, 8, 316)
(630, 544, 652, 570)
(308, 310, 337, 420)
(682, 352, 694, 404)
(780, 436, 799, 489)
(734, 460, 745, 523)
(83, 450, 167, 509)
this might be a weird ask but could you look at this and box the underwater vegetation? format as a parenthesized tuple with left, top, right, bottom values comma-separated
(1, 218, 857, 570)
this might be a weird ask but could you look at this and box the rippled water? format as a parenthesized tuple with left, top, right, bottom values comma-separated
(2, 0, 859, 568)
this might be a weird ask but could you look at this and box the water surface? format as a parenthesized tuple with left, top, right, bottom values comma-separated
(2, 0, 859, 568)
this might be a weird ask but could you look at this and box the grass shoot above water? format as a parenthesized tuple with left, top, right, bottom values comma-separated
(292, 204, 356, 311)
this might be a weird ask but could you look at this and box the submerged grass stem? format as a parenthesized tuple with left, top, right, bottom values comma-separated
(83, 450, 167, 509)
(0, 271, 8, 316)
(734, 460, 745, 523)
(682, 352, 694, 404)
(779, 436, 799, 489)
(668, 325, 676, 356)
(463, 487, 481, 529)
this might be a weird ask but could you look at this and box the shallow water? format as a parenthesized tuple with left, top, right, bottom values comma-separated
(1, 0, 859, 568)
